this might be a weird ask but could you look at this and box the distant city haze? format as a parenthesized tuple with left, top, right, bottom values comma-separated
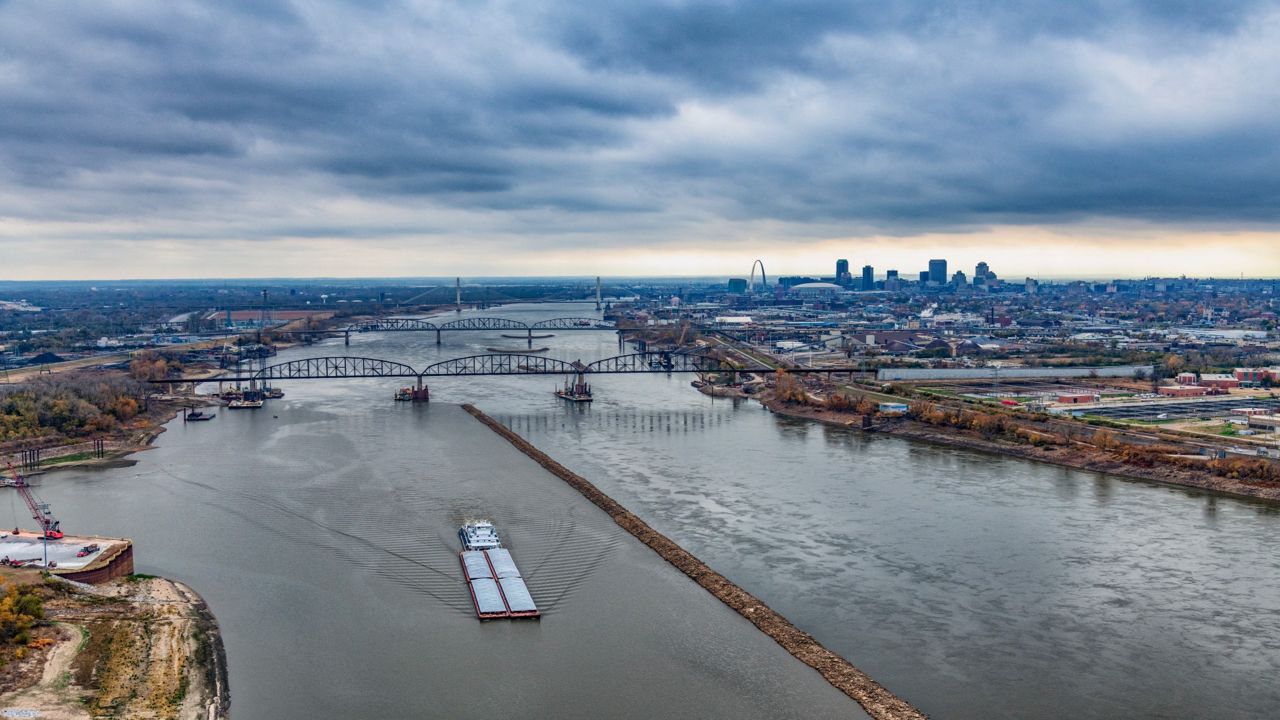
(2, 2, 1278, 280)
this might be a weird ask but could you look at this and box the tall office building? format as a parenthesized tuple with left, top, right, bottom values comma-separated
(885, 270, 900, 291)
(973, 262, 990, 287)
(861, 265, 874, 291)
(836, 258, 852, 286)
(918, 270, 930, 283)
(928, 259, 947, 284)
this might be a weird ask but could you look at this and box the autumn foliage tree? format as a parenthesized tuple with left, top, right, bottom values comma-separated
(128, 351, 183, 382)
(0, 584, 44, 648)
(773, 369, 808, 404)
(0, 373, 148, 443)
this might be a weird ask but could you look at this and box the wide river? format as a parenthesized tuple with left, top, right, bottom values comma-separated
(36, 303, 1280, 718)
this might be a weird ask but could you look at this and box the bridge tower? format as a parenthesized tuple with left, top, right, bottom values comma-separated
(455, 277, 462, 313)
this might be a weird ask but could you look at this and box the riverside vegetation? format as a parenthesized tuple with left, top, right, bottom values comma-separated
(767, 370, 1280, 501)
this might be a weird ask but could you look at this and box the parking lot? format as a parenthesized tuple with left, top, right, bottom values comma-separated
(1084, 397, 1280, 421)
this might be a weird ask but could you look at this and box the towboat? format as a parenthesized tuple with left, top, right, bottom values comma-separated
(457, 522, 541, 620)
(458, 520, 502, 551)
(262, 387, 285, 399)
(394, 387, 414, 401)
(185, 409, 215, 421)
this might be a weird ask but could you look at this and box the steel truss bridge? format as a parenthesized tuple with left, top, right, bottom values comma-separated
(288, 316, 618, 345)
(166, 351, 867, 386)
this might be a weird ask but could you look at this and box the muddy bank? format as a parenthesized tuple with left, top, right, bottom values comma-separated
(760, 398, 1280, 504)
(462, 403, 927, 720)
(0, 574, 228, 719)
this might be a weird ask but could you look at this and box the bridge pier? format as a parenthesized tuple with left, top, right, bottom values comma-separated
(412, 375, 430, 402)
(436, 329, 441, 345)
(344, 331, 350, 347)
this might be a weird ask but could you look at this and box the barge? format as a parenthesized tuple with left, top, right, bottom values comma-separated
(457, 521, 540, 620)
(555, 365, 593, 402)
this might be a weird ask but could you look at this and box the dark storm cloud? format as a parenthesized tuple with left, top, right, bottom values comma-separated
(0, 0, 1278, 240)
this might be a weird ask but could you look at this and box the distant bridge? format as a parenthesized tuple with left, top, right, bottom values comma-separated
(290, 316, 618, 345)
(351, 316, 614, 332)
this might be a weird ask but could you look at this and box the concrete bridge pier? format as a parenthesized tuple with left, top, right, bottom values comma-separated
(344, 331, 350, 347)
(435, 329, 442, 345)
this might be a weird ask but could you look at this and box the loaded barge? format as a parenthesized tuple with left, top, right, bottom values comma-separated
(458, 521, 540, 620)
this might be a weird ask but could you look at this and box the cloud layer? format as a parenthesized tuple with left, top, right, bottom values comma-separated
(1, 1, 1278, 276)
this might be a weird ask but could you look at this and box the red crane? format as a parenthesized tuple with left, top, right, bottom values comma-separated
(5, 462, 64, 539)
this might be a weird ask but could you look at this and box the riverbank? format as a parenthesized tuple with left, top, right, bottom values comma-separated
(462, 403, 927, 720)
(759, 396, 1280, 504)
(3, 394, 221, 476)
(0, 573, 228, 719)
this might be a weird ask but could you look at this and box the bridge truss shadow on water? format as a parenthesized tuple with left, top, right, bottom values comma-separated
(494, 409, 742, 437)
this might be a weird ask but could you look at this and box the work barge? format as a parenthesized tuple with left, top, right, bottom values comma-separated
(3, 462, 135, 584)
(0, 532, 134, 584)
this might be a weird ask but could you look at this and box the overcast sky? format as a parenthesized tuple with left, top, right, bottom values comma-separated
(2, 0, 1278, 280)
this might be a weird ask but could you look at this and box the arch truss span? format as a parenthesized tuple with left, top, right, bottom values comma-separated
(531, 317, 616, 330)
(586, 352, 729, 374)
(252, 356, 420, 380)
(438, 317, 531, 331)
(419, 354, 580, 376)
(351, 318, 439, 332)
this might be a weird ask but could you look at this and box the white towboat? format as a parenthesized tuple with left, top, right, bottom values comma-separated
(458, 520, 502, 551)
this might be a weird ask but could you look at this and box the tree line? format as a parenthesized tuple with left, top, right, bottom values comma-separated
(0, 373, 149, 444)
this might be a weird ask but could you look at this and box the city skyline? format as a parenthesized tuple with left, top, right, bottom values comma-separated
(3, 2, 1279, 280)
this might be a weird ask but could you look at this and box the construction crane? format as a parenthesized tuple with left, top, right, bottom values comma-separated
(5, 462, 64, 539)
